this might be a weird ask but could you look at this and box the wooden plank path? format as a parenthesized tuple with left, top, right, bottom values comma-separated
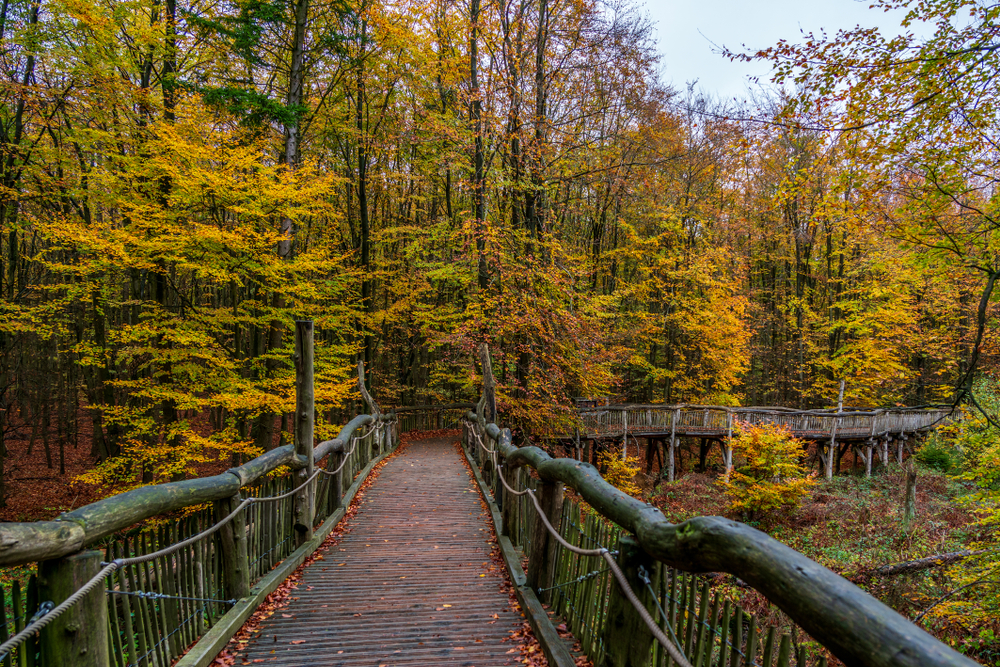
(236, 436, 523, 666)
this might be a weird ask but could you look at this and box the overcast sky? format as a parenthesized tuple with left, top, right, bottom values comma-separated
(643, 0, 925, 101)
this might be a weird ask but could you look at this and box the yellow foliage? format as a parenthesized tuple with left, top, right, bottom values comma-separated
(597, 450, 642, 498)
(718, 422, 814, 522)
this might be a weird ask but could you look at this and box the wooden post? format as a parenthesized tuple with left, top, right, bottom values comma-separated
(293, 320, 315, 546)
(480, 343, 497, 424)
(526, 479, 563, 594)
(666, 409, 678, 481)
(501, 462, 515, 537)
(601, 535, 656, 667)
(327, 449, 344, 516)
(37, 550, 108, 667)
(826, 380, 845, 480)
(622, 410, 628, 461)
(214, 494, 250, 600)
(725, 411, 733, 472)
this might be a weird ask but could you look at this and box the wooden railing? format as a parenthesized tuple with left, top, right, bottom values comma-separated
(575, 404, 951, 439)
(0, 322, 399, 667)
(465, 346, 976, 667)
(394, 403, 473, 433)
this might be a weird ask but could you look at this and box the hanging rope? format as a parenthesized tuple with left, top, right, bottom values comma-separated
(464, 419, 693, 667)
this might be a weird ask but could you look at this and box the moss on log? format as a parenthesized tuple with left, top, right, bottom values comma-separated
(0, 521, 85, 565)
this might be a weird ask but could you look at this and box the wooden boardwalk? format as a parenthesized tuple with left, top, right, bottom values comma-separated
(236, 436, 523, 666)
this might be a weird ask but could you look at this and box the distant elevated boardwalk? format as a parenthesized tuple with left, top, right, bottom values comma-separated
(569, 404, 950, 442)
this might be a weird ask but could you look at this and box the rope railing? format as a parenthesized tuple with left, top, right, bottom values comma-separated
(0, 457, 347, 661)
(467, 420, 693, 667)
(463, 343, 979, 667)
(0, 340, 399, 667)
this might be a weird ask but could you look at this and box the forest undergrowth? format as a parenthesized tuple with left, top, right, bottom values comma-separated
(625, 445, 1000, 664)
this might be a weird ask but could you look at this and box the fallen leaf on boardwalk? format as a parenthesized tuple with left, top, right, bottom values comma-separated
(281, 614, 293, 618)
(290, 640, 306, 645)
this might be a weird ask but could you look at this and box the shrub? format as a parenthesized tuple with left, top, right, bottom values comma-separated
(718, 422, 815, 522)
(915, 441, 953, 472)
(597, 449, 641, 497)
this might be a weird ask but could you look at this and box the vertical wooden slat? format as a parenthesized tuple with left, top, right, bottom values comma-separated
(665, 568, 680, 667)
(683, 576, 698, 657)
(173, 521, 193, 650)
(761, 627, 777, 667)
(25, 574, 37, 667)
(114, 542, 137, 667)
(717, 599, 731, 667)
(744, 616, 759, 667)
(729, 610, 743, 667)
(699, 590, 720, 667)
(142, 532, 168, 667)
(122, 537, 151, 667)
(12, 581, 24, 667)
(776, 634, 792, 667)
(105, 546, 124, 667)
(0, 581, 10, 667)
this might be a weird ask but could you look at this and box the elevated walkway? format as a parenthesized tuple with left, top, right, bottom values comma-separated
(236, 437, 521, 666)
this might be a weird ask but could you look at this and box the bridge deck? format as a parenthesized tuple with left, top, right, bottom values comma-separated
(234, 436, 522, 666)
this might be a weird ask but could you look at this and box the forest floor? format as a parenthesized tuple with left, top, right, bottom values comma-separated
(621, 443, 998, 664)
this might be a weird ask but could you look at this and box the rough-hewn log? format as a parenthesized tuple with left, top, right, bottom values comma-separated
(358, 359, 381, 416)
(293, 320, 316, 544)
(38, 550, 108, 667)
(60, 474, 243, 544)
(470, 411, 979, 667)
(864, 550, 987, 578)
(227, 446, 297, 485)
(0, 411, 383, 567)
(0, 521, 85, 567)
(215, 495, 250, 600)
(602, 536, 655, 667)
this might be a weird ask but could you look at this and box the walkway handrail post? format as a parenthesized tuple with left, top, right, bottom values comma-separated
(37, 549, 108, 666)
(602, 536, 656, 667)
(215, 494, 250, 600)
(293, 320, 316, 546)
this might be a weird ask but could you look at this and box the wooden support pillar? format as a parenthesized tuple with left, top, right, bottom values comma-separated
(501, 462, 515, 537)
(725, 412, 733, 471)
(526, 479, 564, 595)
(826, 420, 838, 480)
(666, 409, 678, 482)
(293, 320, 315, 546)
(214, 494, 250, 600)
(896, 437, 904, 465)
(37, 550, 108, 667)
(827, 380, 845, 480)
(601, 535, 656, 667)
(864, 440, 874, 477)
(622, 410, 629, 461)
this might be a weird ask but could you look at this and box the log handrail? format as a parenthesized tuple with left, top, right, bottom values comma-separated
(468, 367, 974, 667)
(0, 410, 395, 567)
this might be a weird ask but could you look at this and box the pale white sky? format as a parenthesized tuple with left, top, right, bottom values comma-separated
(643, 0, 926, 101)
